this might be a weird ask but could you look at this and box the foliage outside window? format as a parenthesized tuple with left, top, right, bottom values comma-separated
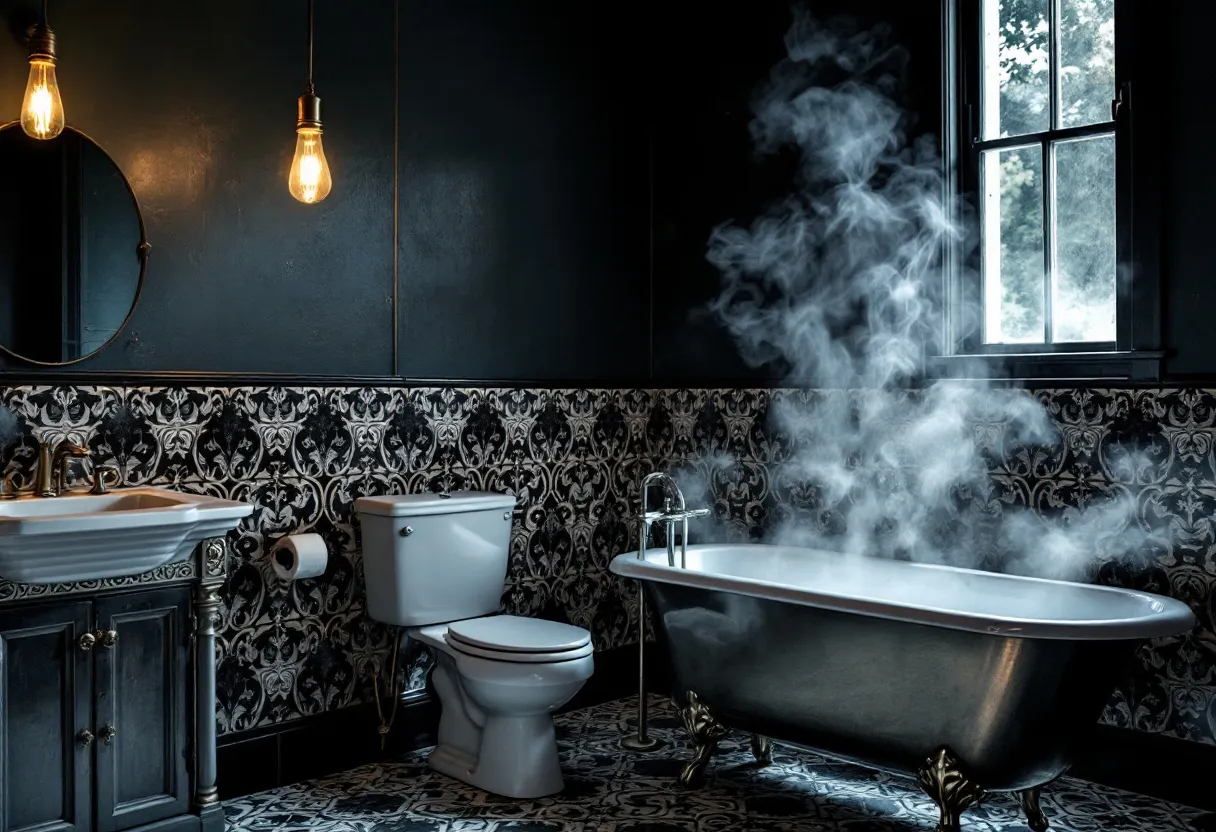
(976, 0, 1117, 347)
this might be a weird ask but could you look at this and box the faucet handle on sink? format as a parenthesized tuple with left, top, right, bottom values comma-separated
(89, 466, 122, 495)
(0, 471, 26, 500)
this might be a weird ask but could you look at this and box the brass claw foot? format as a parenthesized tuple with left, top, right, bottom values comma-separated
(676, 691, 731, 787)
(750, 734, 773, 765)
(1018, 787, 1049, 832)
(916, 746, 986, 832)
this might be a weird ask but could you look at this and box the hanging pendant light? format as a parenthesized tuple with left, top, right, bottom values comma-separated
(21, 0, 65, 140)
(288, 0, 332, 204)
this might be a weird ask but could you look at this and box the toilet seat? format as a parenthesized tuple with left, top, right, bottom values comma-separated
(445, 637, 594, 664)
(445, 615, 593, 664)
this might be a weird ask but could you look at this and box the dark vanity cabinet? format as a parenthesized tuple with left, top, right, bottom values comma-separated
(93, 589, 191, 832)
(0, 540, 228, 832)
(0, 600, 92, 832)
(0, 589, 190, 832)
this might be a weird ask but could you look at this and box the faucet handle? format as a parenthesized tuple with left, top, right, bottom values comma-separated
(56, 448, 93, 495)
(90, 466, 122, 495)
(0, 471, 26, 501)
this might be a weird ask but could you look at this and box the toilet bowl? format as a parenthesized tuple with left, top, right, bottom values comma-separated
(354, 492, 594, 799)
(411, 616, 594, 798)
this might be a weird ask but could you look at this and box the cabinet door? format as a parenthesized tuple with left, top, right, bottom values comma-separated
(0, 601, 93, 832)
(93, 588, 191, 832)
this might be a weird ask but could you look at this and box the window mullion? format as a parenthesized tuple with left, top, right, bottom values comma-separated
(1043, 0, 1061, 346)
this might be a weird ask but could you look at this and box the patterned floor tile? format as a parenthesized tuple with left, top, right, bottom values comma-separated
(223, 697, 1204, 832)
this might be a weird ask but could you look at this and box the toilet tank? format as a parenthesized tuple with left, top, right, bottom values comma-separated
(355, 491, 517, 627)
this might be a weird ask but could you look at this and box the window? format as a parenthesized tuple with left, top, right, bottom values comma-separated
(943, 0, 1160, 378)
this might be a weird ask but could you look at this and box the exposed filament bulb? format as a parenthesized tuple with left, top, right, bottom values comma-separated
(22, 54, 64, 140)
(288, 127, 331, 204)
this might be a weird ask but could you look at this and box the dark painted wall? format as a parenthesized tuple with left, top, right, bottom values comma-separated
(0, 0, 1208, 382)
(0, 0, 651, 380)
(396, 2, 651, 381)
(650, 0, 945, 382)
(1157, 3, 1216, 377)
(0, 0, 396, 375)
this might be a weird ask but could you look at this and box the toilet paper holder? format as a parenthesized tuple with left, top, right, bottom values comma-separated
(270, 533, 329, 581)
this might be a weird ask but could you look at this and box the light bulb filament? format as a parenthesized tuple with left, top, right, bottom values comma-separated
(29, 85, 53, 135)
(299, 139, 322, 202)
(21, 59, 65, 140)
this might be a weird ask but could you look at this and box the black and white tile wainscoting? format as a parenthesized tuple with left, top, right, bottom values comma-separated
(0, 385, 651, 737)
(1, 384, 1214, 756)
(223, 696, 1206, 832)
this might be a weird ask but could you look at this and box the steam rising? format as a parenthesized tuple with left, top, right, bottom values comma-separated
(703, 11, 1147, 579)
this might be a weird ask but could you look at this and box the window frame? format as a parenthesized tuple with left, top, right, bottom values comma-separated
(936, 0, 1163, 381)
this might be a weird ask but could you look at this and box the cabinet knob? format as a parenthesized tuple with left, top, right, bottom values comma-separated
(399, 526, 413, 537)
(78, 632, 96, 651)
(78, 729, 94, 746)
(99, 725, 116, 746)
(99, 629, 118, 648)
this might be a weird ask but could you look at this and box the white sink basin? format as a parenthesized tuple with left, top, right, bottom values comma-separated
(0, 488, 254, 584)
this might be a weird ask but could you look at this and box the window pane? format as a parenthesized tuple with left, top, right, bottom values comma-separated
(982, 0, 1051, 139)
(1059, 0, 1115, 128)
(982, 146, 1045, 344)
(1052, 135, 1116, 342)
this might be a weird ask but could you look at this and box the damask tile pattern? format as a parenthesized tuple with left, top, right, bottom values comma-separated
(1, 384, 1214, 747)
(222, 696, 1204, 832)
(0, 385, 651, 735)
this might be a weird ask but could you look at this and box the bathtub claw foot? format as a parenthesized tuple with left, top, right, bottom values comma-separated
(750, 734, 773, 765)
(1018, 787, 1049, 832)
(917, 746, 986, 832)
(677, 691, 731, 787)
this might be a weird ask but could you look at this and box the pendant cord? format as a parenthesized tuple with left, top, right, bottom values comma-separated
(306, 0, 315, 95)
(41, 0, 47, 25)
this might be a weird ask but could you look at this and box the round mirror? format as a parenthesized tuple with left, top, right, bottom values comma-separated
(0, 124, 147, 365)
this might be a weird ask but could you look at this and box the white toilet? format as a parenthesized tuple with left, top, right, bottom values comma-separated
(355, 491, 594, 799)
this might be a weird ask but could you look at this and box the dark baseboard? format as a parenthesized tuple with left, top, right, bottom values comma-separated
(1070, 723, 1214, 811)
(215, 643, 667, 801)
(216, 695, 439, 800)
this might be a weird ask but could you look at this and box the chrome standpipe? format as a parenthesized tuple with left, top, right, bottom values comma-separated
(621, 586, 660, 751)
(620, 472, 709, 753)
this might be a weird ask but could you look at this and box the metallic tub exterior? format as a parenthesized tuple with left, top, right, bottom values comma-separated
(610, 544, 1195, 792)
(644, 577, 1131, 790)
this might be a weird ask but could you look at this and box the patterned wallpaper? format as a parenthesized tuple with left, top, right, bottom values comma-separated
(0, 384, 1212, 746)
(0, 385, 649, 735)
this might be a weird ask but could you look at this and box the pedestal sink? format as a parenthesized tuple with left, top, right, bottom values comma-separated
(0, 488, 253, 584)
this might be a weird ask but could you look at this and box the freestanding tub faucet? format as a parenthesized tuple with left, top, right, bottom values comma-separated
(621, 472, 710, 752)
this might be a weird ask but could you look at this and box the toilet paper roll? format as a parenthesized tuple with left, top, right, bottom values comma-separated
(271, 533, 329, 581)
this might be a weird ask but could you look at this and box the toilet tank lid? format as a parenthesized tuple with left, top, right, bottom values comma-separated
(355, 491, 517, 517)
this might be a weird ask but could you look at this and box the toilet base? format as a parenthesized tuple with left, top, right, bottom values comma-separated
(419, 641, 590, 800)
(428, 713, 565, 799)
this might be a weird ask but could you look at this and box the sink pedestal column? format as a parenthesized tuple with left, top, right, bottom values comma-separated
(194, 537, 228, 832)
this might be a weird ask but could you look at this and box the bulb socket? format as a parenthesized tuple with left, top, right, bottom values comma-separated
(297, 92, 322, 131)
(27, 21, 56, 62)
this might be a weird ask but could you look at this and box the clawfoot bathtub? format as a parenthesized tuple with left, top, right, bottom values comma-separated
(610, 545, 1194, 832)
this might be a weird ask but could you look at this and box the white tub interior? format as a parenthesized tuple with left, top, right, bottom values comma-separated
(610, 544, 1195, 640)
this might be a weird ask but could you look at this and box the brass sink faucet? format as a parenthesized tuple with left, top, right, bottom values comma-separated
(2, 440, 120, 500)
(34, 440, 92, 498)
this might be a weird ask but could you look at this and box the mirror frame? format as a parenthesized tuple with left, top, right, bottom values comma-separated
(0, 121, 150, 367)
